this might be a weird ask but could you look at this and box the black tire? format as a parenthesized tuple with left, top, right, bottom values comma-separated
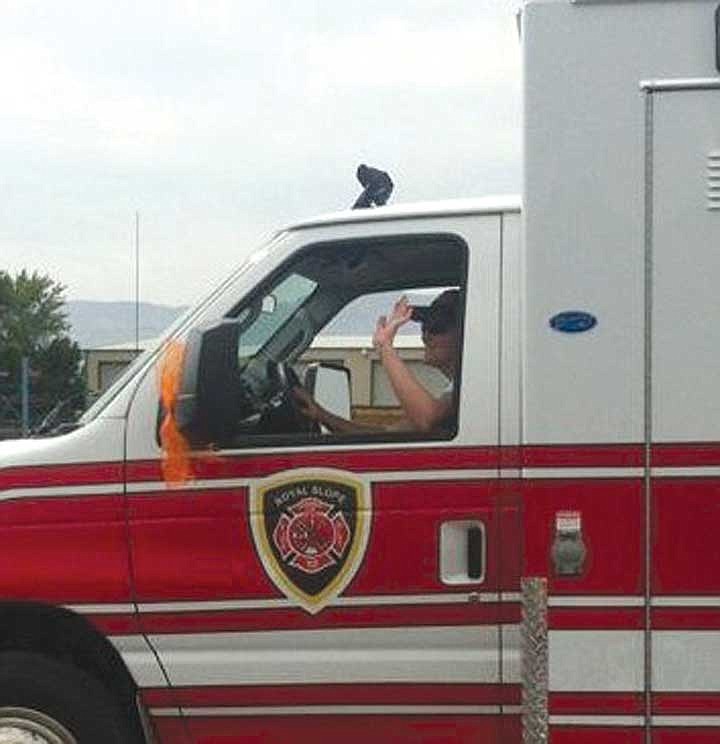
(0, 651, 138, 744)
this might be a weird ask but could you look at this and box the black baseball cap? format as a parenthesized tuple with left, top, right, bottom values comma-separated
(411, 289, 460, 334)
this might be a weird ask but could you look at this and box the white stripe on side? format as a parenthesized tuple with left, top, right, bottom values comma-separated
(548, 596, 644, 607)
(652, 715, 720, 727)
(501, 624, 521, 684)
(137, 591, 501, 613)
(521, 468, 643, 480)
(125, 469, 499, 495)
(149, 626, 500, 687)
(1, 483, 124, 501)
(11, 466, 720, 501)
(65, 603, 135, 614)
(653, 631, 720, 691)
(652, 596, 720, 607)
(66, 594, 720, 616)
(126, 478, 249, 493)
(132, 628, 720, 692)
(152, 705, 507, 717)
(549, 631, 644, 692)
(550, 715, 644, 727)
(652, 467, 720, 478)
(545, 630, 720, 693)
(108, 635, 168, 687)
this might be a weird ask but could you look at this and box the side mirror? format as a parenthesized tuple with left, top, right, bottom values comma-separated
(304, 363, 351, 432)
(172, 319, 247, 445)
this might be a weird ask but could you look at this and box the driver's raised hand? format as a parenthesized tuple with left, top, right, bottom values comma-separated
(373, 295, 413, 350)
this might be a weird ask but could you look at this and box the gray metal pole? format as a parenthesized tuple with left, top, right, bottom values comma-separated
(20, 356, 30, 437)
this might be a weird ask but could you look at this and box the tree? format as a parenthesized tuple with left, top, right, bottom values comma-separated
(0, 270, 85, 434)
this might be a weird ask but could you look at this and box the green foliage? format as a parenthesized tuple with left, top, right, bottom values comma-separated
(0, 270, 86, 434)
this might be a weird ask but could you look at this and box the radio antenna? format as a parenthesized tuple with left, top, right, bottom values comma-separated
(135, 210, 140, 353)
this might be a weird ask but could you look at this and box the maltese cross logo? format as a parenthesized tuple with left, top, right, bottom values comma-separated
(250, 470, 371, 614)
(273, 496, 351, 574)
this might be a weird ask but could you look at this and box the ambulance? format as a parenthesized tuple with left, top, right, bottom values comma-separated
(1, 1, 719, 742)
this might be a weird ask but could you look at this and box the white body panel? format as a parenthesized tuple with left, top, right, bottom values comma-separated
(522, 0, 719, 444)
(0, 418, 124, 472)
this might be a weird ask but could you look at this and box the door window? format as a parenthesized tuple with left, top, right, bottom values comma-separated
(185, 234, 467, 448)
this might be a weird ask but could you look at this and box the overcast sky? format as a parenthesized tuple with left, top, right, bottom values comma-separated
(1, 1, 521, 306)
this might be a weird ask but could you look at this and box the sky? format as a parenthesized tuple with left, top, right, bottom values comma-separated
(0, 1, 522, 307)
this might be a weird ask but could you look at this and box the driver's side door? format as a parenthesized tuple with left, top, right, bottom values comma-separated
(126, 219, 512, 744)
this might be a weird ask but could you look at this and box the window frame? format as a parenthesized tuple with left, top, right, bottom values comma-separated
(211, 231, 469, 451)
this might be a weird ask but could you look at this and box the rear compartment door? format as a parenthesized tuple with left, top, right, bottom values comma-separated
(649, 83, 720, 741)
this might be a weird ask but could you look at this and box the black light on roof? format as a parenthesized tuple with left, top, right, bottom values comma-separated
(352, 164, 393, 209)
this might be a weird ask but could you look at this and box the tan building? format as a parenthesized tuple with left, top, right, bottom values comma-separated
(83, 342, 145, 396)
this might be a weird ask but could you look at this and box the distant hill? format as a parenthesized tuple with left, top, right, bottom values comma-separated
(66, 301, 187, 349)
(66, 290, 444, 349)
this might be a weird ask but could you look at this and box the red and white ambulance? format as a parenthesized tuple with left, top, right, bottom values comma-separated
(1, 1, 719, 742)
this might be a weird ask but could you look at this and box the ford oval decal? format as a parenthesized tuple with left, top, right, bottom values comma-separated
(549, 311, 597, 334)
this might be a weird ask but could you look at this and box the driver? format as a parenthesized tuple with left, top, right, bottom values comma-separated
(293, 289, 460, 434)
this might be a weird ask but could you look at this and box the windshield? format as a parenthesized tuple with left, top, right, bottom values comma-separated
(78, 231, 288, 425)
(236, 273, 317, 363)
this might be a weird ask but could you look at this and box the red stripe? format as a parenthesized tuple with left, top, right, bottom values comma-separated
(142, 683, 520, 708)
(549, 607, 644, 630)
(125, 443, 649, 485)
(0, 461, 123, 490)
(652, 733, 720, 743)
(652, 608, 720, 630)
(652, 692, 720, 714)
(137, 602, 520, 634)
(180, 717, 501, 744)
(653, 443, 720, 467)
(126, 446, 500, 483)
(5, 443, 719, 494)
(521, 445, 644, 468)
(549, 692, 644, 715)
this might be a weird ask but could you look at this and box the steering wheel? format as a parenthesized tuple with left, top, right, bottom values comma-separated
(264, 361, 321, 435)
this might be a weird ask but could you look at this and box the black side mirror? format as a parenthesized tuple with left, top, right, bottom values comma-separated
(173, 319, 247, 445)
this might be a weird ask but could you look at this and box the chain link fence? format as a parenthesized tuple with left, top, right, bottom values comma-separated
(0, 385, 86, 439)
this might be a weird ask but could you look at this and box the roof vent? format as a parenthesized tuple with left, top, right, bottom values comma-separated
(708, 150, 720, 211)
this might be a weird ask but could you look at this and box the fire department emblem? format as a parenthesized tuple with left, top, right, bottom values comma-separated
(250, 469, 371, 614)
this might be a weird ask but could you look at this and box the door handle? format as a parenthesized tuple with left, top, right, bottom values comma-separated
(467, 526, 484, 580)
(440, 520, 486, 585)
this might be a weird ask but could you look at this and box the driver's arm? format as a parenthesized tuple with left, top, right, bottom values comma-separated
(376, 345, 452, 433)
